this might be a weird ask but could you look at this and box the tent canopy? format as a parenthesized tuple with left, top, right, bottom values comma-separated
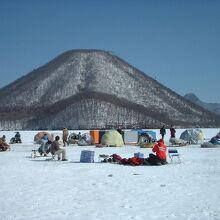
(180, 129, 204, 144)
(78, 133, 93, 146)
(137, 130, 157, 143)
(34, 131, 52, 144)
(101, 130, 124, 147)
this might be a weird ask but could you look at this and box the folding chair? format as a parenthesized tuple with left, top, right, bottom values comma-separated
(168, 148, 181, 163)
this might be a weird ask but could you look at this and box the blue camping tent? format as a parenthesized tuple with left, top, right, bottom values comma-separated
(134, 129, 157, 142)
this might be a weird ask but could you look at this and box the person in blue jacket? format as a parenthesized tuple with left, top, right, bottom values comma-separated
(210, 135, 220, 145)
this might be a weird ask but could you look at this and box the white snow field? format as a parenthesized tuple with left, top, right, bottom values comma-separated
(0, 128, 220, 220)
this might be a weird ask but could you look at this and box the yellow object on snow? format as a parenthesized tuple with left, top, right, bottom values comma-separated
(101, 129, 124, 147)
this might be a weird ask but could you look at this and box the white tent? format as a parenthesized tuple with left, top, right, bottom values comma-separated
(180, 129, 204, 144)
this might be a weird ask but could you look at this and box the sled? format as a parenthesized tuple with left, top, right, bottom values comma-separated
(95, 144, 116, 148)
(31, 150, 48, 159)
(169, 138, 188, 147)
(98, 154, 110, 162)
(139, 142, 155, 148)
(201, 142, 220, 148)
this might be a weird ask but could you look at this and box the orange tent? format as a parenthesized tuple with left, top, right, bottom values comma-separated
(34, 131, 52, 144)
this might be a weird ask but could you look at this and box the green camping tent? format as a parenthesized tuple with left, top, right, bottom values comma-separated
(101, 130, 124, 147)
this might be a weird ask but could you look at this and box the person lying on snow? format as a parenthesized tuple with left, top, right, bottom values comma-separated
(103, 139, 167, 166)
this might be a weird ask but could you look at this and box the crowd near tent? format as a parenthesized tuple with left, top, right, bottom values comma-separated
(169, 137, 188, 146)
(138, 130, 156, 148)
(201, 132, 220, 148)
(67, 132, 79, 144)
(78, 133, 94, 146)
(101, 129, 124, 147)
(138, 130, 156, 141)
(180, 129, 204, 144)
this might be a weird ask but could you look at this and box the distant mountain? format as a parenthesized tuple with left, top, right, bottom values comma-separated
(0, 49, 220, 130)
(184, 93, 220, 116)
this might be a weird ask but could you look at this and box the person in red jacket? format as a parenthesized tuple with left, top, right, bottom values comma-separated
(147, 139, 167, 165)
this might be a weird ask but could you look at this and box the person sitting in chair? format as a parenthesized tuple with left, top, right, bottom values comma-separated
(38, 140, 52, 156)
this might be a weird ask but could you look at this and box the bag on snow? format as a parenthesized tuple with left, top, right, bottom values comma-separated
(127, 157, 143, 166)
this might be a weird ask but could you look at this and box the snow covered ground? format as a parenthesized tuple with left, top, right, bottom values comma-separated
(1, 128, 220, 220)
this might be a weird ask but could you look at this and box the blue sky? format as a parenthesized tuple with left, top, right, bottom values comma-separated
(0, 0, 219, 103)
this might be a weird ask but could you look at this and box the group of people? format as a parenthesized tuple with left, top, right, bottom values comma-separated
(103, 125, 176, 166)
(0, 132, 23, 151)
(37, 131, 68, 161)
(38, 133, 51, 156)
(149, 125, 176, 165)
(62, 128, 82, 146)
(34, 128, 85, 161)
(160, 125, 176, 139)
(1, 126, 177, 164)
(106, 138, 168, 166)
(37, 127, 169, 165)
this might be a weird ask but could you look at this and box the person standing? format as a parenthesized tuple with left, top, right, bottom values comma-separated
(40, 133, 49, 156)
(170, 125, 176, 138)
(160, 125, 166, 140)
(62, 128, 69, 146)
(50, 136, 68, 161)
(77, 132, 82, 140)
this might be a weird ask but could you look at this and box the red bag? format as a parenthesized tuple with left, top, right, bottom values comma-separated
(128, 157, 143, 166)
(111, 154, 123, 162)
(120, 158, 128, 165)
